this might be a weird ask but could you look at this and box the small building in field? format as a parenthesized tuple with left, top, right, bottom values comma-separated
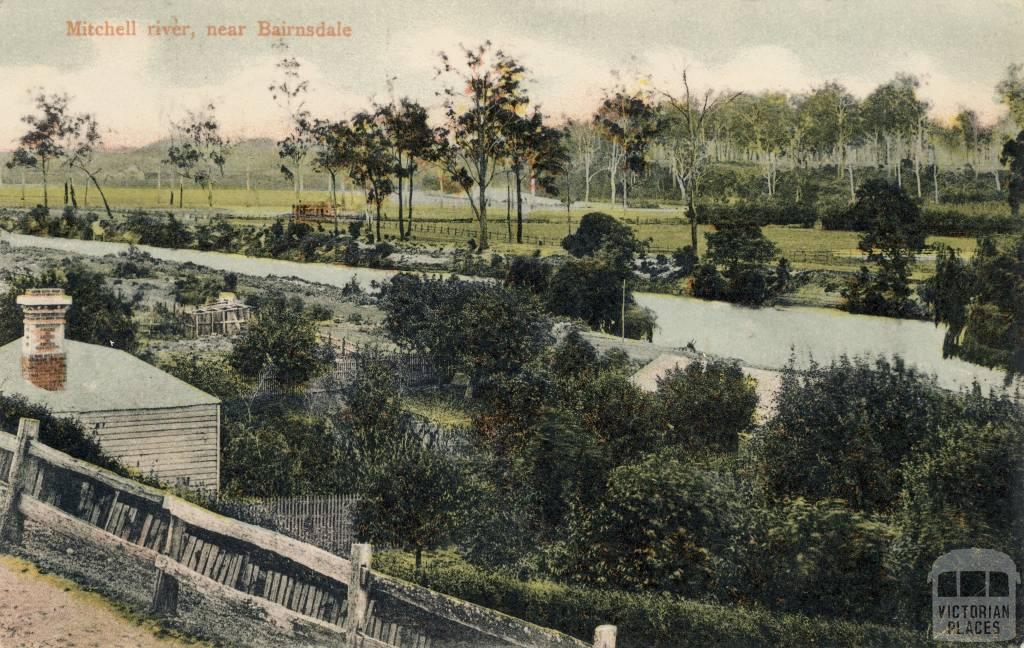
(189, 292, 251, 337)
(630, 353, 783, 422)
(0, 288, 221, 490)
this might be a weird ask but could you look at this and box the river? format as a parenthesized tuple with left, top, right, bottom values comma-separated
(2, 231, 1015, 394)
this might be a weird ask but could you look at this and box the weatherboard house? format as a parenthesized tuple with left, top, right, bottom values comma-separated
(0, 288, 220, 490)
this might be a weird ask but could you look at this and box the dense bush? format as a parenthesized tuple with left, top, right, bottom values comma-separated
(823, 202, 1024, 236)
(561, 453, 740, 596)
(690, 224, 785, 306)
(656, 359, 757, 451)
(374, 552, 929, 648)
(0, 263, 138, 351)
(0, 394, 118, 471)
(561, 212, 646, 271)
(705, 201, 817, 228)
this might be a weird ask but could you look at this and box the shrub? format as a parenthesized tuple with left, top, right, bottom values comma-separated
(656, 359, 757, 451)
(373, 552, 929, 648)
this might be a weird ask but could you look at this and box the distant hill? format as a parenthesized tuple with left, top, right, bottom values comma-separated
(0, 138, 327, 192)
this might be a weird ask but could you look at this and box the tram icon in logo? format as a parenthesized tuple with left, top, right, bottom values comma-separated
(929, 548, 1020, 642)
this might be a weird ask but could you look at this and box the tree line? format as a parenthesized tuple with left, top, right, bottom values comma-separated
(10, 45, 1024, 252)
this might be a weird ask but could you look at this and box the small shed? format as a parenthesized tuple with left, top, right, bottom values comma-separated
(1, 289, 221, 490)
(190, 292, 251, 337)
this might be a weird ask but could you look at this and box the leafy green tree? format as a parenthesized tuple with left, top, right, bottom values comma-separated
(309, 117, 351, 212)
(889, 414, 1024, 627)
(0, 264, 137, 351)
(228, 294, 333, 388)
(562, 453, 739, 595)
(348, 111, 395, 242)
(335, 348, 412, 469)
(356, 444, 476, 569)
(550, 330, 599, 378)
(999, 130, 1024, 216)
(656, 359, 757, 451)
(222, 412, 344, 497)
(381, 275, 552, 389)
(504, 255, 552, 294)
(381, 274, 477, 379)
(925, 238, 1024, 378)
(692, 224, 781, 305)
(594, 88, 660, 212)
(546, 259, 624, 331)
(436, 42, 529, 250)
(750, 356, 942, 512)
(731, 498, 896, 623)
(167, 104, 229, 208)
(842, 179, 925, 317)
(505, 107, 566, 243)
(377, 97, 441, 238)
(561, 212, 646, 271)
(9, 91, 73, 208)
(459, 286, 552, 388)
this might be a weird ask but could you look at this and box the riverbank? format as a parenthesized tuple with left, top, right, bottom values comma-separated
(4, 229, 1015, 396)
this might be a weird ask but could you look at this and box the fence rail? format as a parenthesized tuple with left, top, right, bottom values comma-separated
(0, 418, 600, 647)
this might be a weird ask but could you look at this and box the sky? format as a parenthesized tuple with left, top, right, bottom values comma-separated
(1, 0, 1022, 148)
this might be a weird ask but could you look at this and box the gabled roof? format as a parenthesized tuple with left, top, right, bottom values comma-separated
(0, 339, 219, 414)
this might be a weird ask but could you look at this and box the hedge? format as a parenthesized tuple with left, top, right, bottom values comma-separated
(822, 205, 1024, 237)
(705, 202, 817, 228)
(374, 553, 933, 648)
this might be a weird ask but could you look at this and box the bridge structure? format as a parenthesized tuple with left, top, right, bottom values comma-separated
(0, 418, 617, 648)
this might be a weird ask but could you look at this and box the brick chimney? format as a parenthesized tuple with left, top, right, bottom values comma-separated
(16, 288, 73, 391)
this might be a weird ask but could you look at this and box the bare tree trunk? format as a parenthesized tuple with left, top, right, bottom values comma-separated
(375, 201, 382, 241)
(84, 170, 113, 219)
(515, 167, 524, 244)
(848, 165, 855, 202)
(407, 167, 414, 233)
(584, 158, 591, 202)
(688, 190, 698, 255)
(609, 167, 617, 206)
(914, 127, 923, 199)
(397, 171, 405, 240)
(477, 165, 489, 250)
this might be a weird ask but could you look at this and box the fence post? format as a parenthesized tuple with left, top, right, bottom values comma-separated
(346, 543, 372, 647)
(0, 418, 39, 546)
(151, 500, 183, 617)
(593, 625, 616, 648)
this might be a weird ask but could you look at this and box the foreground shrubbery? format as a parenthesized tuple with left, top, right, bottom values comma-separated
(374, 552, 929, 648)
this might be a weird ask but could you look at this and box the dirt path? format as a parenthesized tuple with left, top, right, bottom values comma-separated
(0, 555, 202, 648)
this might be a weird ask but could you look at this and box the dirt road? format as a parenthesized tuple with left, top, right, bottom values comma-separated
(0, 556, 200, 648)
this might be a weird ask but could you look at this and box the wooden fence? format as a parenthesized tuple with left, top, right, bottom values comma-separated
(225, 494, 360, 557)
(0, 418, 606, 648)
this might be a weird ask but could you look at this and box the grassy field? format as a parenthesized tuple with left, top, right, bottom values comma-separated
(0, 183, 987, 270)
